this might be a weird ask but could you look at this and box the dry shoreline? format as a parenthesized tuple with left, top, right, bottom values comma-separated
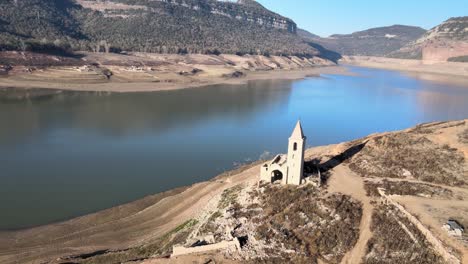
(342, 56, 468, 86)
(0, 52, 347, 93)
(0, 66, 349, 93)
(2, 53, 468, 95)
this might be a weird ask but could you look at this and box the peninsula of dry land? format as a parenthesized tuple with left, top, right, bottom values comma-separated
(1, 120, 467, 264)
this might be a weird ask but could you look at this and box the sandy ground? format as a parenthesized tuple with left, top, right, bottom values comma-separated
(392, 196, 468, 263)
(342, 56, 468, 86)
(0, 52, 349, 93)
(0, 66, 349, 93)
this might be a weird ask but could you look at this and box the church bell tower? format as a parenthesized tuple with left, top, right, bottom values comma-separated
(286, 121, 306, 185)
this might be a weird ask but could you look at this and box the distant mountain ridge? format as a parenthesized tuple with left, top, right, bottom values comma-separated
(297, 28, 321, 40)
(0, 0, 331, 58)
(390, 16, 468, 61)
(305, 25, 426, 57)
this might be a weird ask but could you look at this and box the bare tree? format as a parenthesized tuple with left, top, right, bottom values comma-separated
(19, 39, 27, 52)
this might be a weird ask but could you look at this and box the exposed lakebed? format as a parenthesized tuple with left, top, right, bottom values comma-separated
(1, 66, 467, 230)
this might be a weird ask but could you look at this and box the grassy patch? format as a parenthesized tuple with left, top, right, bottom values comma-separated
(364, 205, 446, 264)
(80, 219, 198, 264)
(448, 55, 468, 63)
(364, 180, 453, 198)
(199, 211, 223, 235)
(349, 134, 466, 186)
(255, 185, 362, 263)
(218, 185, 243, 209)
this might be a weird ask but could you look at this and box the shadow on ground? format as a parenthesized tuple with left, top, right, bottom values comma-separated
(305, 142, 367, 185)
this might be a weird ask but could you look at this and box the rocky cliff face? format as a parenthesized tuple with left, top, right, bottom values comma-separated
(391, 17, 468, 61)
(76, 0, 297, 33)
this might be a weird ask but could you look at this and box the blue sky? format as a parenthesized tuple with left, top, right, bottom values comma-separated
(256, 0, 468, 37)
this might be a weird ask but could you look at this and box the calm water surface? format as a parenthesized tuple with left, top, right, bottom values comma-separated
(1, 66, 468, 229)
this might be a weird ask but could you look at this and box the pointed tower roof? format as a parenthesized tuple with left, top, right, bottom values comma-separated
(290, 120, 305, 139)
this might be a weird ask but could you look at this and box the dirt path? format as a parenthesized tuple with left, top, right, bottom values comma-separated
(327, 165, 374, 264)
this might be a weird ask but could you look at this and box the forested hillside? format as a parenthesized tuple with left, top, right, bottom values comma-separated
(306, 25, 426, 57)
(0, 0, 325, 57)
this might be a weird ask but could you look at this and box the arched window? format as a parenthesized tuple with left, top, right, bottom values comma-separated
(293, 142, 297, 151)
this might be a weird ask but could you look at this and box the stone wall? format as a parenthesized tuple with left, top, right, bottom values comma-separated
(171, 240, 240, 257)
(378, 188, 460, 264)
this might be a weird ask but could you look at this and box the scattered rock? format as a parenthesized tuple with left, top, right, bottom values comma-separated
(99, 68, 113, 79)
(402, 168, 412, 178)
(0, 65, 12, 75)
(179, 68, 203, 76)
(223, 71, 245, 78)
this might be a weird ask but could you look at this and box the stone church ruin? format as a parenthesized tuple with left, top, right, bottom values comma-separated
(260, 121, 306, 185)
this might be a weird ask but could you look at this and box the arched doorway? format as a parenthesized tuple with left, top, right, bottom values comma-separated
(271, 170, 283, 182)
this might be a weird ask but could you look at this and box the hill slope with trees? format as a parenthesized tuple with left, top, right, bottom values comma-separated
(0, 0, 331, 58)
(303, 25, 426, 57)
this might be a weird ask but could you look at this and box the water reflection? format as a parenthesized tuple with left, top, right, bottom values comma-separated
(0, 79, 293, 144)
(0, 66, 467, 230)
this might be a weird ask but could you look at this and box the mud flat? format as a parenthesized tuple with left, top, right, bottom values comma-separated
(0, 52, 348, 93)
(342, 56, 468, 86)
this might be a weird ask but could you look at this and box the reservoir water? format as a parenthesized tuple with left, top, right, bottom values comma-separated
(1, 66, 468, 230)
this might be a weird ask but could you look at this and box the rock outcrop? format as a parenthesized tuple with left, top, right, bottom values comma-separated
(391, 17, 468, 62)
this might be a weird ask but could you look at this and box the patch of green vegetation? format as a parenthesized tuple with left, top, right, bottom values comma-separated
(218, 185, 243, 209)
(81, 219, 198, 264)
(170, 219, 198, 234)
(448, 56, 468, 63)
(209, 211, 223, 222)
(199, 211, 223, 235)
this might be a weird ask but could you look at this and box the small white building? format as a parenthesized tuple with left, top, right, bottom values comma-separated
(443, 220, 464, 237)
(260, 121, 306, 185)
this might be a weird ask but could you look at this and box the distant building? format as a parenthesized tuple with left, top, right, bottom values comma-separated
(443, 220, 464, 237)
(260, 121, 306, 185)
